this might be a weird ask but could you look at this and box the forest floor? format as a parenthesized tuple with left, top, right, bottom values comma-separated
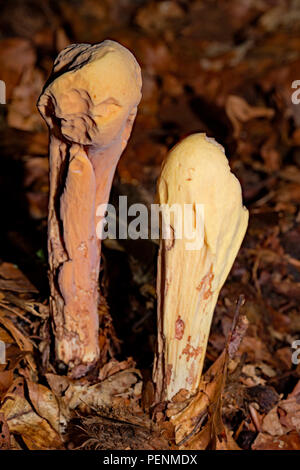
(0, 0, 300, 450)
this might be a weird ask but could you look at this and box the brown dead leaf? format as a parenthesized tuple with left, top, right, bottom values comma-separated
(4, 346, 30, 375)
(0, 412, 11, 450)
(98, 357, 136, 381)
(0, 314, 36, 374)
(173, 350, 241, 450)
(262, 407, 285, 436)
(215, 425, 241, 450)
(47, 369, 142, 418)
(0, 369, 14, 397)
(27, 380, 61, 433)
(0, 379, 63, 450)
(278, 395, 300, 433)
(238, 335, 276, 365)
(252, 431, 300, 450)
(0, 326, 14, 344)
(225, 95, 274, 138)
(182, 421, 211, 450)
(4, 292, 49, 320)
(0, 263, 38, 293)
(253, 380, 300, 450)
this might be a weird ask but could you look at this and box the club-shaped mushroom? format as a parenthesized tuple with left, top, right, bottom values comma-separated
(153, 133, 248, 402)
(38, 40, 142, 377)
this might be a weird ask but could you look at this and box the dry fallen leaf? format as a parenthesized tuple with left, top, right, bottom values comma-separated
(0, 412, 11, 450)
(98, 357, 136, 381)
(0, 313, 36, 374)
(252, 431, 300, 450)
(262, 407, 285, 436)
(0, 369, 14, 398)
(0, 379, 63, 450)
(27, 380, 61, 433)
(0, 263, 38, 294)
(225, 95, 274, 138)
(48, 369, 141, 412)
(252, 380, 300, 449)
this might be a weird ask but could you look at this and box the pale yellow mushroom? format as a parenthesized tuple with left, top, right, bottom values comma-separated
(38, 40, 142, 377)
(153, 133, 248, 402)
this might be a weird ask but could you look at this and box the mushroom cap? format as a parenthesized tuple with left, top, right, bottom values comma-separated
(38, 40, 142, 147)
(158, 132, 248, 286)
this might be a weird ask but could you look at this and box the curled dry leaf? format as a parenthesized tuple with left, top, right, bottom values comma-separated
(0, 379, 63, 450)
(0, 313, 36, 374)
(0, 263, 38, 294)
(98, 357, 136, 381)
(261, 406, 285, 436)
(27, 380, 61, 433)
(0, 368, 14, 399)
(3, 292, 49, 320)
(252, 380, 300, 449)
(0, 325, 14, 344)
(46, 368, 142, 416)
(252, 431, 300, 450)
(169, 351, 227, 449)
(225, 95, 274, 138)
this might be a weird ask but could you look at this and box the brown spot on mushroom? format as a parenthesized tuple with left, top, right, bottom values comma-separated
(186, 167, 195, 181)
(175, 315, 185, 340)
(182, 337, 202, 362)
(196, 264, 214, 300)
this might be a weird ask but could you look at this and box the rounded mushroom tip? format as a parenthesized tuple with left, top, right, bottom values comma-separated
(174, 133, 225, 154)
(162, 133, 230, 175)
(203, 134, 225, 153)
(37, 39, 142, 146)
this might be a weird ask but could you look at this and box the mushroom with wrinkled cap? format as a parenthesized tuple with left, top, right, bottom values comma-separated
(38, 40, 142, 377)
(153, 133, 248, 402)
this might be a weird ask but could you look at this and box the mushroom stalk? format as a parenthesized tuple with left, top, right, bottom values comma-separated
(153, 133, 248, 402)
(38, 41, 142, 377)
